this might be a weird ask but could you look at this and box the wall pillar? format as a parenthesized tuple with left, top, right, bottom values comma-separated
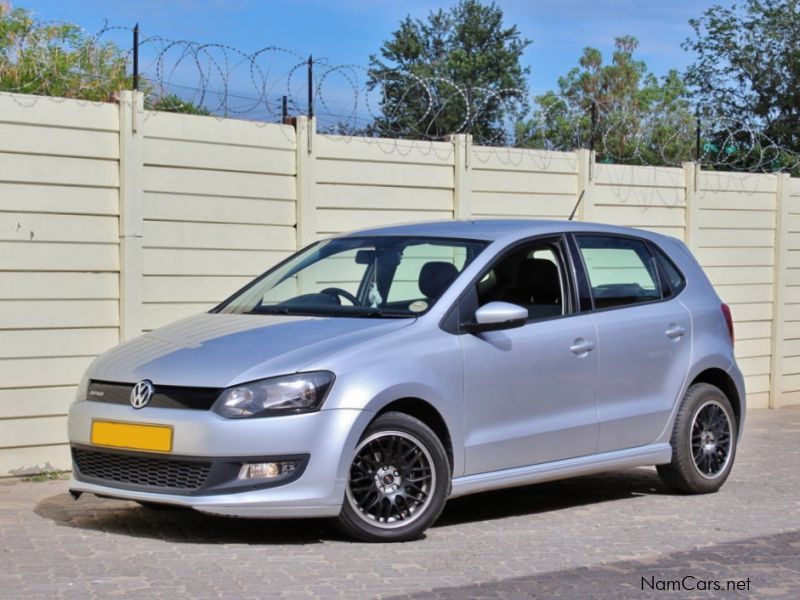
(295, 116, 317, 248)
(576, 149, 595, 221)
(451, 134, 473, 219)
(683, 162, 701, 252)
(770, 173, 790, 408)
(118, 91, 144, 341)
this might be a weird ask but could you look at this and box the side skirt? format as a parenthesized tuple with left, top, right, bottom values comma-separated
(449, 443, 672, 499)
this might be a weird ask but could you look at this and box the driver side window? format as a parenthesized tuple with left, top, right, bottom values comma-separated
(476, 239, 570, 322)
(387, 244, 468, 304)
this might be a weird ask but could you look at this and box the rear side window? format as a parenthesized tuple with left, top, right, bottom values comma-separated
(576, 235, 661, 309)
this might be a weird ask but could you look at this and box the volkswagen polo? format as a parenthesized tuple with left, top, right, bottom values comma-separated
(68, 220, 744, 542)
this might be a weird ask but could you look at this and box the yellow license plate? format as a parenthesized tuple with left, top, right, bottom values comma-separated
(91, 420, 173, 453)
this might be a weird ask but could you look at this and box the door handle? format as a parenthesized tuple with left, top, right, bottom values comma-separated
(665, 324, 686, 340)
(570, 338, 595, 355)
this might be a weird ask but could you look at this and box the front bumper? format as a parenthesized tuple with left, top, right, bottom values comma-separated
(68, 400, 373, 518)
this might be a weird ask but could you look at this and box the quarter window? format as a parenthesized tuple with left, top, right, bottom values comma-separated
(651, 245, 685, 298)
(576, 235, 661, 309)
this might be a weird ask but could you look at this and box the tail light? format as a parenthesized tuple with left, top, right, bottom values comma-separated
(720, 303, 734, 346)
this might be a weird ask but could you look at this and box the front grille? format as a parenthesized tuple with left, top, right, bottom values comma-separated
(88, 381, 221, 410)
(72, 447, 212, 491)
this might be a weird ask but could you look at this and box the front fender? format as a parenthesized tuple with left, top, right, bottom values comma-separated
(315, 325, 465, 476)
(323, 378, 464, 478)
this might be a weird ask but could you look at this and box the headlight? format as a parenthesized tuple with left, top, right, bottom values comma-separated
(212, 371, 335, 419)
(74, 373, 90, 404)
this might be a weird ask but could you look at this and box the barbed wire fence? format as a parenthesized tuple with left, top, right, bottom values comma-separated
(1, 17, 798, 174)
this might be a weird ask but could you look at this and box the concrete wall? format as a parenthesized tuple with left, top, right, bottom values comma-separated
(311, 135, 455, 237)
(691, 171, 779, 409)
(777, 177, 800, 405)
(0, 94, 120, 474)
(140, 110, 297, 332)
(0, 90, 797, 475)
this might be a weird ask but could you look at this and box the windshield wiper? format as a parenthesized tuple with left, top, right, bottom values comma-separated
(247, 306, 309, 316)
(359, 308, 415, 318)
(246, 305, 414, 318)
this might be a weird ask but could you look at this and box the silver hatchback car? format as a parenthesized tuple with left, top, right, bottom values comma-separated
(68, 220, 744, 542)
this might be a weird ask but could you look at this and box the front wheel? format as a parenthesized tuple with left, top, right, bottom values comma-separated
(658, 383, 738, 494)
(336, 412, 451, 542)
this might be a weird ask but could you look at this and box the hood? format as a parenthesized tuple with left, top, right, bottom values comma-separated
(89, 312, 414, 387)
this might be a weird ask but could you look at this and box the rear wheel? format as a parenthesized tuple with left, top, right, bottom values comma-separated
(336, 412, 450, 542)
(658, 383, 737, 494)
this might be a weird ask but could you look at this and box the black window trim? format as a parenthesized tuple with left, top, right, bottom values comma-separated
(568, 231, 687, 315)
(646, 239, 687, 298)
(565, 233, 594, 312)
(441, 233, 584, 334)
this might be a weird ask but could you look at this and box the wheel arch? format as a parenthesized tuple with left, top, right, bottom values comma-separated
(371, 397, 454, 472)
(689, 368, 742, 429)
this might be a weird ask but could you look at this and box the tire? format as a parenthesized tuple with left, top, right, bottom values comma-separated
(336, 411, 451, 542)
(657, 383, 738, 494)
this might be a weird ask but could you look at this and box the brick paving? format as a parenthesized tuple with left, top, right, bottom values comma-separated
(1, 408, 798, 599)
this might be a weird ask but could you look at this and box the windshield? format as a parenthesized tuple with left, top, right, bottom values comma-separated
(215, 236, 489, 318)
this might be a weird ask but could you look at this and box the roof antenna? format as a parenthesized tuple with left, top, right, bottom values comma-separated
(568, 190, 585, 221)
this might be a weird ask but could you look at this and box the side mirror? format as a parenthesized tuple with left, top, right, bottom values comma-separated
(355, 249, 376, 265)
(462, 301, 528, 333)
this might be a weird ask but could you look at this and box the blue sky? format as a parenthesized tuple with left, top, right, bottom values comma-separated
(13, 0, 730, 123)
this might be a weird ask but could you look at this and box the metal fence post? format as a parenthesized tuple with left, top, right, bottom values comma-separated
(306, 57, 314, 153)
(307, 55, 314, 120)
(695, 107, 701, 164)
(132, 24, 139, 91)
(589, 101, 597, 181)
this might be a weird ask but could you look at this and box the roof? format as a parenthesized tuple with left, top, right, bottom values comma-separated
(342, 219, 666, 243)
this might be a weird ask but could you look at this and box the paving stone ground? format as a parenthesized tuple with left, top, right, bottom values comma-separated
(1, 408, 799, 599)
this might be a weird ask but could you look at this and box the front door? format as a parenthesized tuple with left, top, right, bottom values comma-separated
(460, 237, 600, 476)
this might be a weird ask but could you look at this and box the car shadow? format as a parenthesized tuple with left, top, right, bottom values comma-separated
(34, 494, 339, 545)
(436, 466, 670, 528)
(34, 467, 669, 545)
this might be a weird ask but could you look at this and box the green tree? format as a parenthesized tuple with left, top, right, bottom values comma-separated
(146, 92, 210, 115)
(0, 3, 128, 100)
(683, 0, 800, 170)
(519, 36, 694, 165)
(368, 0, 530, 144)
(0, 4, 210, 115)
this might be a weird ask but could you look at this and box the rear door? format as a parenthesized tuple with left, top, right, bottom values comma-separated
(572, 234, 692, 453)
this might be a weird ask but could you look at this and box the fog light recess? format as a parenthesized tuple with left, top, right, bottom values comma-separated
(238, 461, 298, 480)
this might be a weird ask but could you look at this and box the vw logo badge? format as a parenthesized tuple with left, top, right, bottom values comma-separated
(130, 380, 154, 409)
